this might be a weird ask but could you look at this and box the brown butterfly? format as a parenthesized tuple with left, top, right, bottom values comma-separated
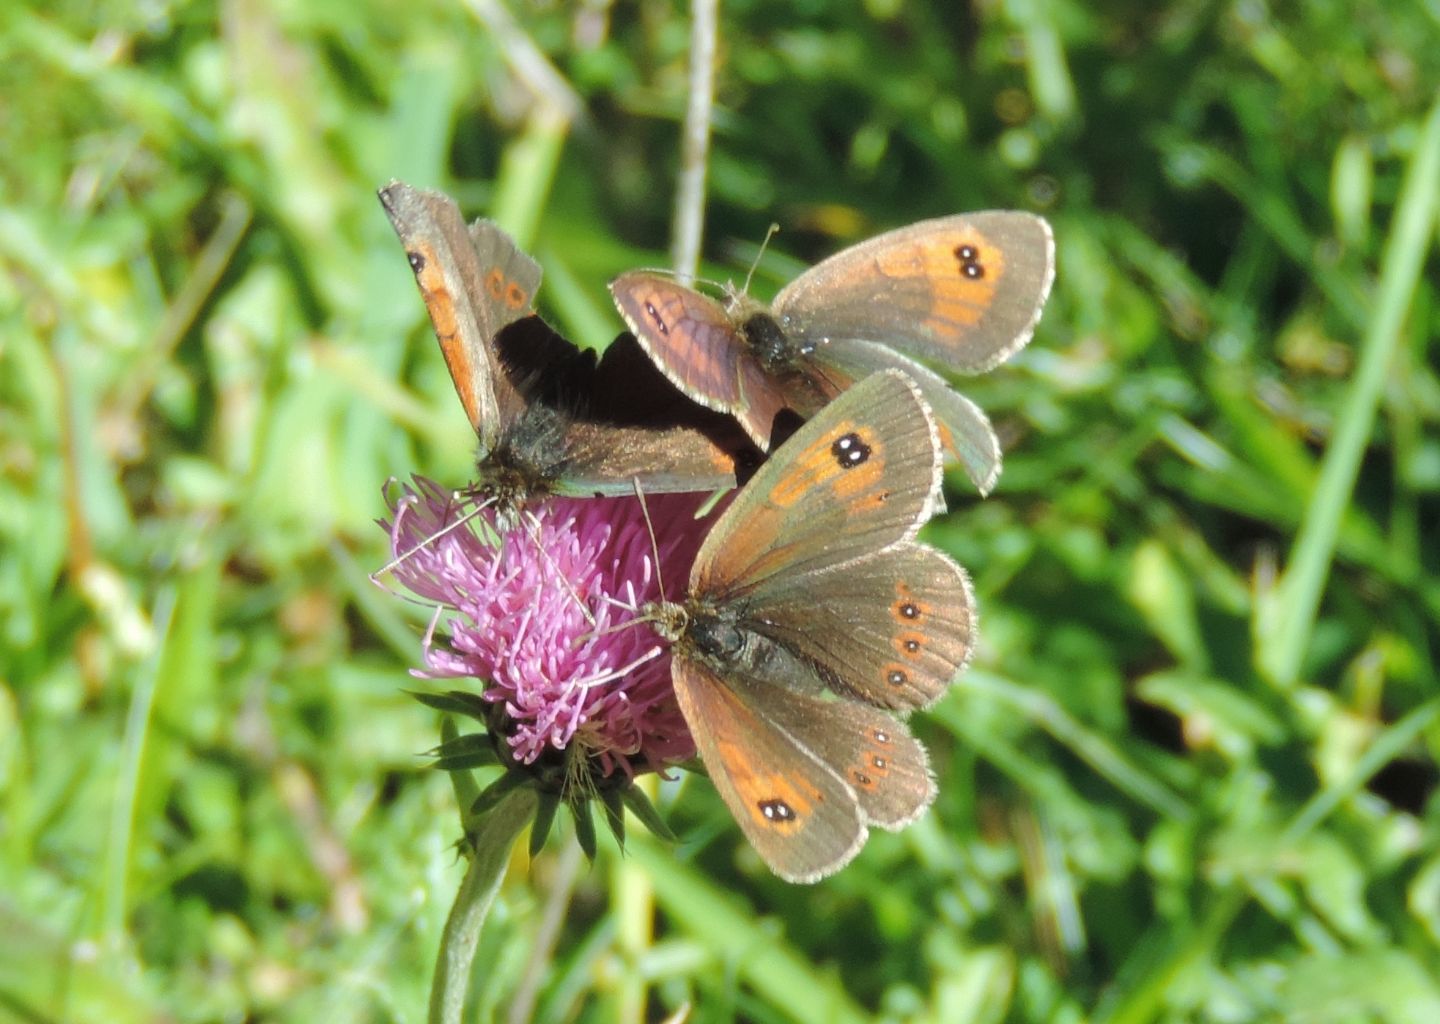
(379, 181, 758, 526)
(610, 212, 1054, 494)
(645, 369, 975, 882)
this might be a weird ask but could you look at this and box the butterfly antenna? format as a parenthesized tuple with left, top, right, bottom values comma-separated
(521, 509, 598, 628)
(569, 588, 666, 651)
(371, 492, 492, 583)
(598, 591, 640, 615)
(632, 479, 668, 602)
(573, 618, 639, 646)
(572, 644, 665, 690)
(631, 263, 728, 295)
(741, 222, 780, 297)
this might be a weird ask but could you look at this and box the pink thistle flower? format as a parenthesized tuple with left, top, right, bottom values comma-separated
(381, 478, 714, 784)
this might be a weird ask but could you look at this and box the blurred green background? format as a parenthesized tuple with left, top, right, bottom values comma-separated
(4, 0, 1439, 1021)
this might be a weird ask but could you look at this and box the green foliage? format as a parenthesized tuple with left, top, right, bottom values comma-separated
(3, 0, 1438, 1021)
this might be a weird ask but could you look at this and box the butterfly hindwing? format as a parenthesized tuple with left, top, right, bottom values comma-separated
(551, 422, 744, 496)
(543, 332, 758, 496)
(744, 541, 975, 711)
(748, 678, 937, 830)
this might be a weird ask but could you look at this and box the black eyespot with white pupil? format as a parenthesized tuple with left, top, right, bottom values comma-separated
(954, 242, 985, 280)
(900, 602, 920, 619)
(831, 432, 871, 469)
(407, 251, 426, 273)
(759, 798, 796, 822)
(888, 669, 907, 686)
(643, 301, 670, 335)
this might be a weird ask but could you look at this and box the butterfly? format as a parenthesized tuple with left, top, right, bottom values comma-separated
(610, 212, 1054, 495)
(644, 369, 975, 882)
(379, 181, 759, 527)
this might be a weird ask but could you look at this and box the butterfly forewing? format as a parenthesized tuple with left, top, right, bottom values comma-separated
(691, 370, 941, 600)
(746, 542, 975, 711)
(809, 338, 1002, 494)
(774, 212, 1055, 373)
(379, 182, 541, 451)
(670, 656, 866, 882)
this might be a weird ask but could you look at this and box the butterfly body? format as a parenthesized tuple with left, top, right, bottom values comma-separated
(643, 370, 975, 882)
(611, 211, 1054, 492)
(380, 181, 757, 529)
(732, 307, 800, 369)
(469, 403, 568, 518)
(656, 599, 825, 701)
(668, 604, 744, 663)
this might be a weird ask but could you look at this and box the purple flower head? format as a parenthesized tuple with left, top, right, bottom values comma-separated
(381, 478, 714, 786)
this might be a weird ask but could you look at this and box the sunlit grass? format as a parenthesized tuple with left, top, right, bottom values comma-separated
(3, 1, 1438, 1022)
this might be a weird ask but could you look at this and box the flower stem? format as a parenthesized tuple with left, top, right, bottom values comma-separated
(429, 784, 540, 1024)
(670, 0, 718, 284)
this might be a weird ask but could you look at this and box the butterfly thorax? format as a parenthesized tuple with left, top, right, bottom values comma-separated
(643, 599, 745, 660)
(475, 403, 574, 519)
(681, 605, 839, 699)
(683, 605, 747, 661)
(717, 287, 802, 369)
(739, 311, 799, 373)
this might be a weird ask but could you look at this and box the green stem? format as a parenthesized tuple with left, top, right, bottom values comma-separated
(491, 105, 569, 250)
(1258, 91, 1440, 688)
(429, 785, 539, 1024)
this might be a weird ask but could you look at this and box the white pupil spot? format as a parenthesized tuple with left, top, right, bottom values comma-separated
(831, 432, 870, 468)
(759, 798, 796, 822)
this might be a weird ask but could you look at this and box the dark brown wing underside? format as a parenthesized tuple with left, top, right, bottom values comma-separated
(494, 322, 758, 494)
